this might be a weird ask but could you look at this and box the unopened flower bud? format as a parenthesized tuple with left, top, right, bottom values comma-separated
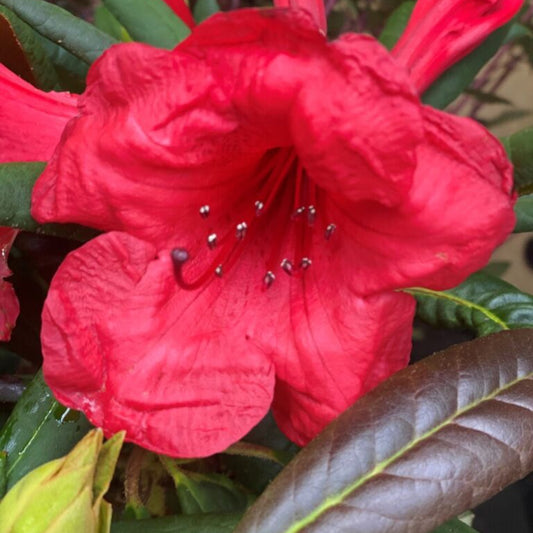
(0, 428, 124, 533)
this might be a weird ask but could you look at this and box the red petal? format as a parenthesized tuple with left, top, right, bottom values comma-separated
(0, 64, 78, 162)
(0, 280, 18, 341)
(33, 10, 422, 246)
(41, 232, 275, 457)
(329, 106, 515, 294)
(293, 32, 422, 208)
(271, 279, 415, 445)
(392, 0, 524, 93)
(0, 228, 19, 341)
(32, 36, 292, 244)
(273, 0, 327, 33)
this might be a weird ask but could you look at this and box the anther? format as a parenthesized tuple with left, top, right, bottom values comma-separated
(171, 248, 189, 266)
(236, 222, 248, 240)
(207, 233, 217, 249)
(292, 206, 306, 218)
(215, 265, 223, 277)
(263, 271, 276, 288)
(307, 205, 316, 225)
(280, 258, 294, 275)
(255, 200, 264, 216)
(199, 205, 210, 218)
(300, 257, 312, 269)
(325, 223, 337, 240)
(171, 248, 190, 285)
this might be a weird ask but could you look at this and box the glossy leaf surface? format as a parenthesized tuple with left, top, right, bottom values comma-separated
(0, 6, 59, 90)
(408, 272, 533, 336)
(234, 329, 533, 533)
(0, 0, 116, 64)
(103, 0, 190, 49)
(0, 371, 91, 489)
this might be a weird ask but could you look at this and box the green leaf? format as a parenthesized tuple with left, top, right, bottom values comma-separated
(431, 518, 479, 533)
(34, 34, 88, 93)
(378, 1, 415, 50)
(219, 413, 298, 494)
(0, 451, 7, 498)
(407, 271, 533, 337)
(501, 126, 533, 195)
(94, 5, 132, 43)
(160, 457, 251, 514)
(234, 329, 533, 533)
(111, 513, 242, 533)
(103, 0, 190, 49)
(0, 371, 92, 490)
(223, 441, 290, 466)
(0, 6, 59, 90)
(220, 441, 291, 496)
(193, 0, 220, 24)
(0, 162, 97, 241)
(481, 261, 510, 277)
(0, 0, 117, 64)
(505, 22, 533, 43)
(514, 194, 533, 232)
(422, 23, 511, 109)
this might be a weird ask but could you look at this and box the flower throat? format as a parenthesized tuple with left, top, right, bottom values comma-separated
(171, 147, 336, 291)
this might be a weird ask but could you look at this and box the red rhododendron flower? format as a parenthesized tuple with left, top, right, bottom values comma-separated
(1, 0, 519, 457)
(392, 0, 524, 92)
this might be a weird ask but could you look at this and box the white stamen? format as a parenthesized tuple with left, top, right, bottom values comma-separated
(300, 257, 312, 269)
(292, 206, 306, 218)
(199, 205, 210, 218)
(236, 222, 248, 240)
(307, 205, 316, 225)
(325, 223, 336, 240)
(215, 265, 223, 277)
(263, 271, 276, 288)
(255, 200, 264, 216)
(280, 258, 294, 275)
(207, 233, 217, 249)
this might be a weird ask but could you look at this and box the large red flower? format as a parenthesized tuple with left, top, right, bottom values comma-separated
(0, 0, 518, 456)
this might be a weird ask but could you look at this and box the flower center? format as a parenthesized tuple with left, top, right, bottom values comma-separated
(171, 147, 336, 291)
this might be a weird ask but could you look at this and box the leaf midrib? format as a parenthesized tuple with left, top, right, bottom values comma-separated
(285, 367, 531, 533)
(6, 402, 55, 478)
(405, 287, 509, 331)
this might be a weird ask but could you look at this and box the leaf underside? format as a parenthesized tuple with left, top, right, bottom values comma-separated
(234, 329, 533, 533)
